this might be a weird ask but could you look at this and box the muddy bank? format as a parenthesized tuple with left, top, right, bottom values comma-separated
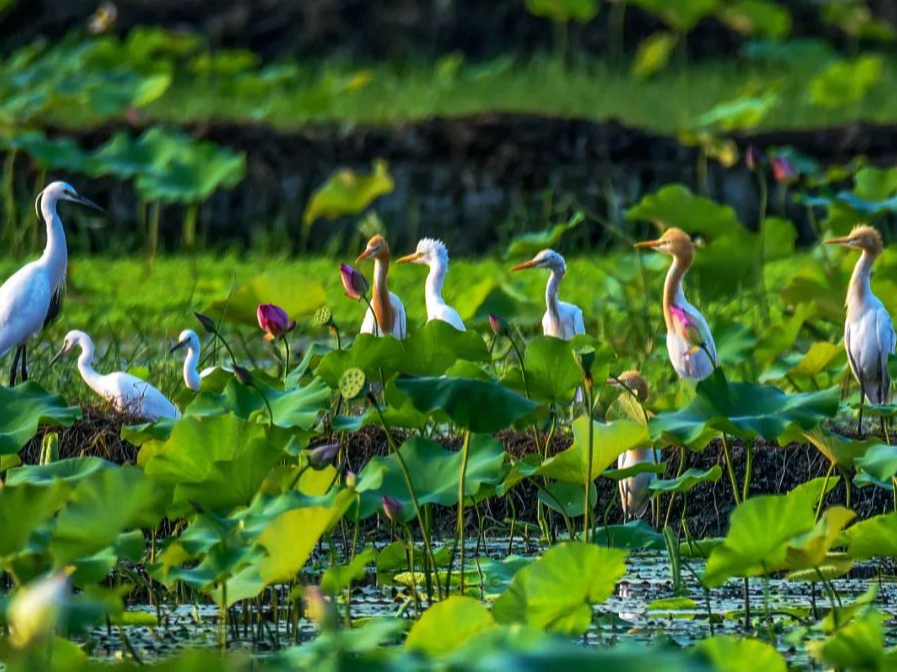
(37, 114, 897, 257)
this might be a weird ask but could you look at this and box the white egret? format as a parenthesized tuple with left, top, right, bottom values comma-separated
(0, 181, 101, 385)
(170, 329, 221, 392)
(608, 370, 658, 522)
(51, 330, 179, 420)
(635, 228, 717, 381)
(355, 235, 407, 339)
(396, 238, 465, 331)
(825, 225, 896, 433)
(511, 249, 585, 339)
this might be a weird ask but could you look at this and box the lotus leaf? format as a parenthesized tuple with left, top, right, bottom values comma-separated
(854, 444, 897, 488)
(633, 32, 679, 80)
(504, 212, 584, 259)
(843, 513, 897, 560)
(0, 382, 82, 454)
(809, 55, 883, 108)
(303, 159, 394, 225)
(539, 416, 649, 483)
(629, 0, 719, 31)
(0, 481, 70, 558)
(405, 596, 497, 656)
(649, 466, 722, 494)
(524, 0, 598, 23)
(593, 520, 666, 550)
(716, 0, 791, 39)
(5, 457, 113, 486)
(695, 635, 787, 672)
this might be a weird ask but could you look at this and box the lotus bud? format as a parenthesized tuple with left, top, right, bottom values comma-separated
(345, 471, 357, 490)
(232, 365, 254, 386)
(257, 304, 296, 341)
(381, 495, 404, 523)
(771, 156, 797, 184)
(340, 263, 369, 300)
(8, 571, 72, 648)
(488, 313, 509, 337)
(745, 146, 763, 172)
(307, 443, 340, 470)
(574, 346, 596, 388)
(194, 312, 218, 335)
(303, 586, 338, 631)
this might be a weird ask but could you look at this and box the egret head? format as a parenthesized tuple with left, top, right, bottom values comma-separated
(170, 329, 200, 354)
(634, 228, 694, 263)
(396, 238, 449, 266)
(38, 182, 103, 213)
(511, 249, 566, 274)
(607, 370, 650, 401)
(825, 224, 884, 257)
(50, 330, 92, 366)
(356, 235, 390, 264)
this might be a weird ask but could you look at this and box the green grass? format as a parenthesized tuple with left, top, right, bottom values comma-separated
(140, 56, 897, 133)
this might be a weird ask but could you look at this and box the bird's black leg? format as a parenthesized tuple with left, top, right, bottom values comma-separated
(19, 343, 27, 382)
(9, 345, 21, 387)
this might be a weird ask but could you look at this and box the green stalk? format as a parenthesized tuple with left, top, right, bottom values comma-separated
(583, 385, 595, 542)
(756, 172, 769, 320)
(742, 442, 753, 502)
(720, 433, 741, 506)
(281, 335, 291, 384)
(456, 431, 472, 594)
(361, 295, 379, 337)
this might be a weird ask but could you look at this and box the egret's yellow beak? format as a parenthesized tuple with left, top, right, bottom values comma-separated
(634, 239, 664, 249)
(824, 236, 851, 246)
(396, 251, 423, 264)
(511, 259, 540, 272)
(355, 248, 374, 264)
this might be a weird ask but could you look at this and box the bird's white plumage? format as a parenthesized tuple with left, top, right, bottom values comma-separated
(403, 238, 465, 331)
(617, 447, 658, 521)
(60, 330, 179, 420)
(175, 329, 207, 392)
(360, 293, 407, 339)
(517, 250, 585, 340)
(665, 297, 717, 381)
(845, 297, 896, 403)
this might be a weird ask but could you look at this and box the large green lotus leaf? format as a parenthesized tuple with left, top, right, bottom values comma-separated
(0, 481, 70, 557)
(782, 506, 855, 571)
(321, 547, 377, 594)
(760, 342, 845, 384)
(504, 212, 584, 259)
(810, 55, 883, 108)
(633, 31, 679, 80)
(697, 91, 778, 131)
(519, 336, 585, 404)
(86, 128, 183, 179)
(5, 457, 113, 486)
(315, 335, 405, 387)
(809, 610, 888, 671)
(492, 542, 627, 635)
(649, 466, 721, 494)
(356, 436, 507, 520)
(395, 377, 540, 433)
(842, 513, 897, 560)
(717, 0, 792, 39)
(537, 480, 596, 518)
(779, 427, 875, 469)
(205, 269, 326, 326)
(139, 414, 283, 511)
(303, 159, 394, 225)
(397, 320, 490, 376)
(185, 375, 330, 430)
(702, 480, 825, 586)
(626, 184, 740, 238)
(0, 382, 82, 454)
(695, 635, 787, 672)
(853, 444, 897, 488)
(649, 369, 838, 444)
(593, 520, 667, 550)
(135, 138, 246, 204)
(539, 416, 648, 483)
(629, 0, 719, 30)
(2, 131, 89, 172)
(50, 466, 161, 566)
(406, 596, 496, 657)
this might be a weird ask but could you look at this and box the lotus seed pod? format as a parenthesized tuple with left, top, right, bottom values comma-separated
(339, 367, 366, 399)
(314, 306, 333, 325)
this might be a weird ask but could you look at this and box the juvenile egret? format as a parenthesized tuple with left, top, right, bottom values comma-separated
(511, 249, 585, 339)
(170, 329, 220, 392)
(608, 371, 658, 522)
(635, 228, 717, 380)
(355, 235, 407, 339)
(51, 330, 179, 420)
(396, 238, 465, 331)
(0, 182, 101, 385)
(825, 225, 896, 432)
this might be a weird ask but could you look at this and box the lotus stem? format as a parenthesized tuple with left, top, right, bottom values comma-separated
(361, 295, 379, 338)
(456, 431, 472, 595)
(583, 385, 595, 542)
(664, 446, 687, 529)
(720, 433, 741, 506)
(742, 442, 753, 502)
(281, 335, 291, 384)
(401, 521, 421, 617)
(756, 171, 769, 320)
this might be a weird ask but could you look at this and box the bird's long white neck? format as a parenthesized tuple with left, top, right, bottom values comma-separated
(847, 250, 877, 312)
(183, 345, 201, 391)
(38, 196, 68, 290)
(546, 268, 564, 326)
(425, 258, 449, 314)
(76, 342, 104, 394)
(662, 256, 689, 332)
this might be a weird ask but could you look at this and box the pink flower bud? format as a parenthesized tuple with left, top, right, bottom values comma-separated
(340, 263, 369, 300)
(345, 471, 357, 489)
(381, 495, 404, 523)
(232, 365, 253, 386)
(257, 304, 295, 340)
(771, 156, 797, 184)
(194, 312, 218, 334)
(488, 313, 508, 336)
(746, 146, 763, 172)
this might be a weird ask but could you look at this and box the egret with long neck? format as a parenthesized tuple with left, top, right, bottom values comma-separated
(396, 238, 465, 331)
(635, 228, 717, 380)
(511, 249, 584, 339)
(0, 182, 101, 385)
(51, 330, 179, 420)
(825, 225, 896, 434)
(355, 235, 407, 339)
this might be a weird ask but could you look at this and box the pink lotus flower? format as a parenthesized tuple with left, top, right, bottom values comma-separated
(257, 304, 296, 341)
(488, 313, 508, 336)
(771, 156, 797, 184)
(746, 146, 763, 172)
(340, 263, 369, 300)
(669, 305, 705, 354)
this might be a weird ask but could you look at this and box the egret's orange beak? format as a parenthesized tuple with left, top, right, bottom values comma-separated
(606, 377, 622, 387)
(511, 259, 540, 272)
(824, 236, 851, 246)
(355, 248, 374, 264)
(634, 239, 663, 249)
(396, 251, 423, 264)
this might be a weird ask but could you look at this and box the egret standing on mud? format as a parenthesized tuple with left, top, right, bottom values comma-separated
(355, 235, 407, 339)
(51, 330, 179, 420)
(0, 182, 101, 385)
(825, 225, 896, 433)
(396, 238, 465, 331)
(511, 249, 584, 339)
(608, 371, 658, 522)
(635, 228, 717, 380)
(170, 329, 217, 392)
